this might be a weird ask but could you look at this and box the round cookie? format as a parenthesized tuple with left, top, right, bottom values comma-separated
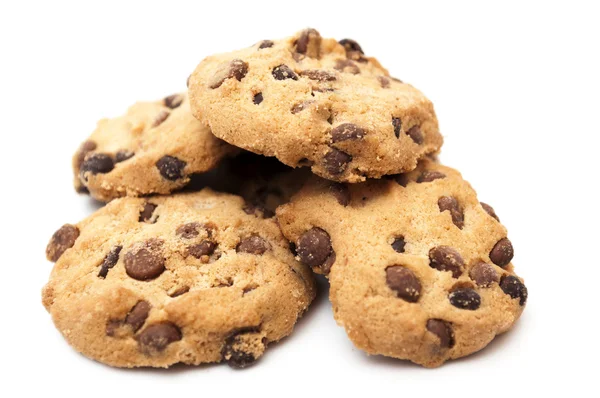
(43, 189, 315, 368)
(276, 160, 527, 367)
(188, 29, 442, 183)
(73, 93, 237, 202)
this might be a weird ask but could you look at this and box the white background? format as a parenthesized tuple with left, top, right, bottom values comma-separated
(1, 1, 598, 396)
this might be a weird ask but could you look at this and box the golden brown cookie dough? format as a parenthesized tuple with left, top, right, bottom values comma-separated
(276, 159, 527, 367)
(73, 93, 238, 202)
(43, 189, 315, 368)
(188, 29, 442, 183)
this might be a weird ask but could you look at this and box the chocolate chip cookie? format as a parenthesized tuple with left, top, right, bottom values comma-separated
(188, 29, 442, 183)
(276, 159, 527, 367)
(43, 189, 315, 368)
(73, 93, 237, 202)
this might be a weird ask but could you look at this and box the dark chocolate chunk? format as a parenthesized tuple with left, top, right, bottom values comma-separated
(386, 266, 422, 303)
(489, 238, 514, 267)
(429, 246, 464, 278)
(46, 224, 80, 262)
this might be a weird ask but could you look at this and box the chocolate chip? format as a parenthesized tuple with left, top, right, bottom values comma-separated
(76, 140, 97, 169)
(105, 320, 121, 337)
(124, 239, 166, 281)
(296, 227, 332, 268)
(152, 110, 170, 127)
(137, 322, 182, 354)
(406, 125, 424, 144)
(334, 59, 360, 74)
(98, 245, 123, 278)
(449, 288, 481, 310)
(156, 155, 186, 181)
(329, 183, 350, 206)
(115, 150, 134, 163)
(176, 222, 201, 239)
(125, 301, 151, 332)
(188, 240, 217, 259)
(417, 170, 446, 183)
(323, 148, 352, 175)
(385, 266, 422, 303)
(253, 92, 263, 105)
(222, 328, 262, 369)
(481, 202, 500, 221)
(378, 76, 390, 88)
(236, 235, 270, 255)
(392, 173, 410, 187)
(80, 154, 114, 176)
(338, 39, 364, 54)
(209, 59, 249, 89)
(170, 286, 190, 297)
(489, 238, 514, 267)
(469, 262, 499, 287)
(438, 196, 464, 229)
(163, 94, 183, 109)
(291, 100, 314, 114)
(429, 246, 464, 278)
(272, 64, 298, 80)
(392, 117, 402, 138)
(300, 69, 337, 82)
(331, 123, 366, 142)
(295, 28, 321, 58)
(139, 202, 158, 223)
(426, 319, 455, 348)
(500, 275, 528, 305)
(225, 348, 256, 369)
(391, 236, 406, 253)
(46, 224, 80, 262)
(243, 285, 257, 295)
(258, 40, 274, 49)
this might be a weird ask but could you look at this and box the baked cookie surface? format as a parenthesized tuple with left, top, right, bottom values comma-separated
(73, 93, 237, 202)
(276, 159, 527, 367)
(43, 189, 315, 368)
(188, 29, 442, 183)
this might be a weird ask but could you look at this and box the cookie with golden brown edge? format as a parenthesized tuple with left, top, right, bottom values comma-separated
(43, 189, 315, 368)
(276, 159, 527, 367)
(73, 93, 238, 202)
(188, 29, 442, 183)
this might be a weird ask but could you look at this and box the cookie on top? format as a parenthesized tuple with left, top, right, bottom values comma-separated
(188, 29, 442, 183)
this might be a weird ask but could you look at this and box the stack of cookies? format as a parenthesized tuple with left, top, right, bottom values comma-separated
(43, 29, 527, 369)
